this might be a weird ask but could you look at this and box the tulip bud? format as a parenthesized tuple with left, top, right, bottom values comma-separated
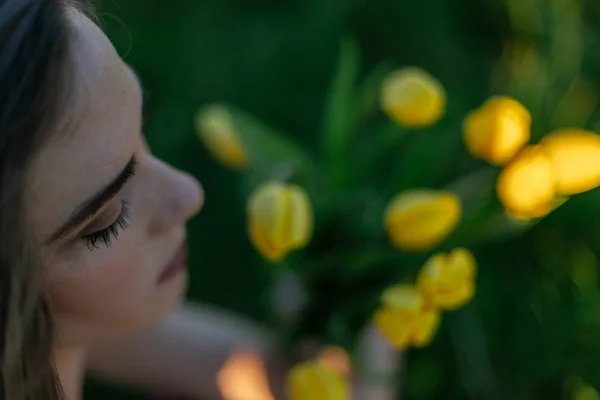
(380, 67, 446, 128)
(540, 129, 600, 195)
(417, 248, 477, 310)
(384, 189, 461, 251)
(463, 96, 531, 165)
(496, 145, 556, 219)
(286, 360, 350, 400)
(248, 182, 313, 262)
(374, 284, 440, 349)
(195, 104, 248, 170)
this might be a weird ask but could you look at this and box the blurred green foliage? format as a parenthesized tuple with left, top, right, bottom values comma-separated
(85, 0, 600, 399)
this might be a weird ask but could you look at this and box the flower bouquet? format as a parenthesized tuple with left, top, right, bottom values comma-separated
(194, 3, 600, 395)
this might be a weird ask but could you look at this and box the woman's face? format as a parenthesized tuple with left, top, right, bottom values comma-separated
(25, 11, 203, 346)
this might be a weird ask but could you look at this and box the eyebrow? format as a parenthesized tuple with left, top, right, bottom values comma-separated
(47, 156, 138, 244)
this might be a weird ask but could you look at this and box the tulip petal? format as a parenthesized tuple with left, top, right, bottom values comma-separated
(541, 129, 600, 195)
(497, 145, 556, 219)
(463, 96, 531, 165)
(418, 248, 477, 310)
(286, 362, 318, 400)
(314, 361, 348, 400)
(446, 248, 477, 282)
(373, 307, 417, 349)
(286, 184, 314, 250)
(249, 217, 286, 262)
(436, 282, 475, 310)
(286, 361, 349, 400)
(248, 182, 313, 262)
(195, 104, 248, 169)
(385, 190, 461, 251)
(417, 253, 447, 303)
(489, 107, 530, 164)
(381, 284, 424, 313)
(463, 110, 492, 156)
(248, 182, 289, 261)
(411, 308, 441, 347)
(380, 67, 446, 128)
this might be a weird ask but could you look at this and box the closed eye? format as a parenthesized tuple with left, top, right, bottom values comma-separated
(81, 200, 131, 251)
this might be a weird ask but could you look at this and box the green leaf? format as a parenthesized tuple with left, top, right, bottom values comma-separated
(346, 62, 396, 188)
(226, 105, 318, 191)
(447, 307, 502, 399)
(384, 127, 446, 194)
(406, 357, 443, 399)
(321, 38, 361, 188)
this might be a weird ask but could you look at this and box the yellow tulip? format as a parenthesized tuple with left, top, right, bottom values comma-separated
(540, 129, 600, 195)
(195, 104, 248, 169)
(417, 248, 477, 310)
(248, 182, 313, 262)
(463, 96, 531, 165)
(497, 145, 556, 219)
(380, 67, 446, 128)
(384, 190, 461, 251)
(373, 284, 441, 349)
(286, 360, 350, 400)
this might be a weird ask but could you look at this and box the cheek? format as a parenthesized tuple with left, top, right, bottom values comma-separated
(45, 224, 187, 344)
(47, 246, 152, 320)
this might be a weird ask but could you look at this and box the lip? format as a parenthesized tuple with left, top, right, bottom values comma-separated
(158, 239, 188, 284)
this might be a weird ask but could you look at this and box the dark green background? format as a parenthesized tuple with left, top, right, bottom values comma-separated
(85, 0, 600, 399)
(100, 0, 501, 315)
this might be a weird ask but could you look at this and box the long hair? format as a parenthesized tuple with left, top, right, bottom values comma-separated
(0, 0, 75, 398)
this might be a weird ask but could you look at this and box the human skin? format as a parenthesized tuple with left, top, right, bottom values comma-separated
(23, 8, 398, 399)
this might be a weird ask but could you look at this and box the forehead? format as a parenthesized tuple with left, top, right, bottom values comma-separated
(26, 11, 141, 241)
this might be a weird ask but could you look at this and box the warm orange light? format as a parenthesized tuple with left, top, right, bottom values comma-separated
(217, 349, 275, 400)
(317, 346, 352, 377)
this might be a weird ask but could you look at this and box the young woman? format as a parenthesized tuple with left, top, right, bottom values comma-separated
(0, 1, 397, 399)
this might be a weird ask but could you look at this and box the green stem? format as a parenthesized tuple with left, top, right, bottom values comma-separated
(447, 306, 503, 400)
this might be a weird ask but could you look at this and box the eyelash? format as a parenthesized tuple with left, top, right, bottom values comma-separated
(82, 201, 131, 251)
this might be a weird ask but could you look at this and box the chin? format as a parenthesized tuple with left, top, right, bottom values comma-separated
(111, 270, 189, 340)
(54, 272, 189, 347)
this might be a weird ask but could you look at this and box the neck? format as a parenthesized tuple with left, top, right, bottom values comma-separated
(53, 346, 87, 400)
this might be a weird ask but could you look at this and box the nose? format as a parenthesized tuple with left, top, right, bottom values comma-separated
(149, 162, 204, 236)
